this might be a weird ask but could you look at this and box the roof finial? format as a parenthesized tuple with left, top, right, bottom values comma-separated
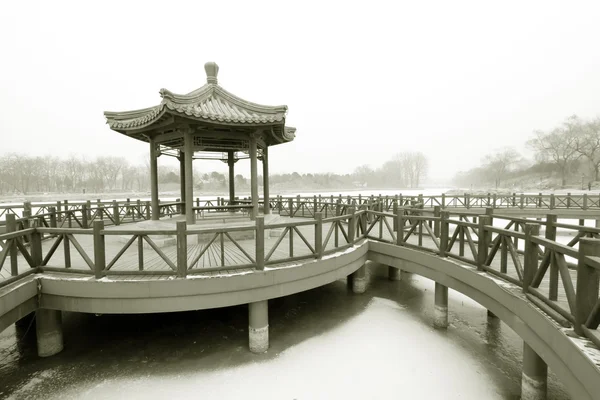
(205, 62, 219, 84)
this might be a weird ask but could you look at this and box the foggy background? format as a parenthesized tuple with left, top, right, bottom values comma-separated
(1, 0, 599, 188)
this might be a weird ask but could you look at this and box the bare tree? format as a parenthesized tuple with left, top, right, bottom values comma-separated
(527, 119, 581, 187)
(572, 116, 600, 181)
(483, 147, 522, 188)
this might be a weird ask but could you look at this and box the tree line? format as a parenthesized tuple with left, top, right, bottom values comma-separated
(454, 115, 600, 189)
(0, 151, 429, 195)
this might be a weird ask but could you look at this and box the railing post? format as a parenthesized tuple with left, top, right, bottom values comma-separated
(6, 214, 18, 276)
(288, 198, 294, 218)
(315, 212, 323, 259)
(348, 207, 356, 244)
(255, 216, 265, 270)
(520, 193, 524, 209)
(433, 205, 441, 237)
(522, 223, 540, 293)
(112, 200, 120, 226)
(145, 201, 151, 219)
(537, 193, 542, 208)
(335, 200, 341, 217)
(477, 215, 491, 270)
(86, 200, 92, 221)
(583, 193, 589, 210)
(93, 221, 105, 279)
(566, 193, 571, 208)
(56, 201, 62, 223)
(392, 201, 398, 232)
(465, 193, 470, 209)
(549, 194, 555, 210)
(439, 211, 449, 257)
(49, 206, 57, 228)
(492, 193, 497, 208)
(31, 225, 42, 267)
(545, 215, 558, 300)
(396, 208, 404, 246)
(512, 193, 516, 207)
(176, 221, 187, 278)
(441, 193, 446, 208)
(575, 238, 600, 336)
(81, 203, 89, 229)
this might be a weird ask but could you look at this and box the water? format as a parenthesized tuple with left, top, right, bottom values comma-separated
(0, 262, 570, 399)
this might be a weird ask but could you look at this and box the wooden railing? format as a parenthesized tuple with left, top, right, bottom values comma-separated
(4, 194, 600, 350)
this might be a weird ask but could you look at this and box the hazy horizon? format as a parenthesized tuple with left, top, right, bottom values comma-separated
(2, 1, 600, 184)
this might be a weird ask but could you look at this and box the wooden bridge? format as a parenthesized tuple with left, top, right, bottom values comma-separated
(2, 192, 600, 399)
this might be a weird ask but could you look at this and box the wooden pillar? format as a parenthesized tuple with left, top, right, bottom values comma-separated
(149, 137, 159, 221)
(522, 342, 547, 400)
(249, 300, 268, 353)
(227, 150, 235, 206)
(250, 133, 259, 220)
(36, 309, 63, 357)
(262, 146, 270, 215)
(179, 150, 186, 215)
(184, 131, 194, 224)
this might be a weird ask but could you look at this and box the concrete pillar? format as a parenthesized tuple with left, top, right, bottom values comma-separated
(179, 150, 186, 215)
(36, 309, 63, 357)
(388, 266, 401, 281)
(149, 137, 159, 221)
(351, 265, 367, 294)
(434, 282, 449, 329)
(227, 151, 235, 206)
(522, 342, 547, 400)
(262, 146, 270, 215)
(184, 131, 194, 224)
(250, 133, 259, 220)
(249, 300, 268, 353)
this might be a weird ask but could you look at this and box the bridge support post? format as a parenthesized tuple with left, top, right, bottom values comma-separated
(249, 300, 268, 353)
(522, 342, 547, 400)
(434, 282, 449, 329)
(36, 309, 63, 357)
(351, 265, 367, 293)
(388, 266, 401, 281)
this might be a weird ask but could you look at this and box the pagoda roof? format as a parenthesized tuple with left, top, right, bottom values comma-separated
(104, 62, 295, 144)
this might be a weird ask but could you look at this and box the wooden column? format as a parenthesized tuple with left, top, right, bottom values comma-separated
(262, 145, 270, 215)
(227, 150, 235, 206)
(179, 150, 186, 215)
(250, 133, 259, 220)
(149, 137, 159, 221)
(184, 131, 195, 224)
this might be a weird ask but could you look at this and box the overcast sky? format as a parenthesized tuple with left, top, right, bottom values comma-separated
(1, 1, 599, 183)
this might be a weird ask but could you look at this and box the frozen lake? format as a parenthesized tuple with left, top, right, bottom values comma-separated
(0, 263, 570, 399)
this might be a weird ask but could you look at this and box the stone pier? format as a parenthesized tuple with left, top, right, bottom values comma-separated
(351, 265, 367, 294)
(388, 266, 401, 281)
(36, 309, 63, 357)
(522, 342, 547, 400)
(433, 282, 449, 329)
(249, 300, 269, 353)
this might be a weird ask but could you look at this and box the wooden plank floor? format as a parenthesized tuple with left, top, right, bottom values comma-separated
(0, 217, 580, 321)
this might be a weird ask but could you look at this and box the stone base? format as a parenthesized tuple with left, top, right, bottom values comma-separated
(352, 277, 367, 294)
(36, 310, 63, 357)
(522, 373, 547, 400)
(249, 325, 269, 353)
(433, 304, 449, 329)
(388, 266, 401, 281)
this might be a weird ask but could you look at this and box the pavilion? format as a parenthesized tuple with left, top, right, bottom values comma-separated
(104, 62, 296, 224)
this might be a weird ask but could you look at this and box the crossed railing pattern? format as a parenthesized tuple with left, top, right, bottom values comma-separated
(4, 194, 600, 348)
